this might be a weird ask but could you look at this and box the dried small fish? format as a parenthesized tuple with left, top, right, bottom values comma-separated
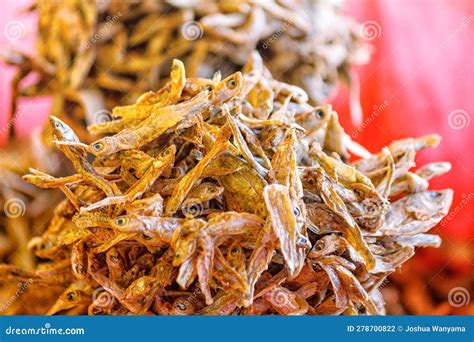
(1, 2, 371, 309)
(0, 0, 368, 236)
(2, 57, 452, 316)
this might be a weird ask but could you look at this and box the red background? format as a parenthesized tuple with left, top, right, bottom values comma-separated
(336, 0, 474, 275)
(1, 0, 473, 272)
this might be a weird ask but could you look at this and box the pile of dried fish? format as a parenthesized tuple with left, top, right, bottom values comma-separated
(0, 0, 368, 306)
(0, 55, 452, 315)
(3, 0, 368, 140)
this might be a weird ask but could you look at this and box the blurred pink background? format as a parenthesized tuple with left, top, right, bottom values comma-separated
(1, 0, 473, 273)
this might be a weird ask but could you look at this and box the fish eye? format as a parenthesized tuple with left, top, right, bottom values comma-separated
(231, 247, 239, 255)
(54, 122, 62, 129)
(92, 307, 103, 315)
(316, 109, 324, 118)
(110, 255, 119, 263)
(92, 142, 104, 152)
(428, 191, 441, 199)
(227, 78, 237, 89)
(298, 236, 308, 245)
(66, 292, 76, 301)
(75, 264, 85, 274)
(115, 217, 127, 226)
(205, 85, 214, 92)
(175, 302, 187, 311)
(293, 207, 300, 217)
